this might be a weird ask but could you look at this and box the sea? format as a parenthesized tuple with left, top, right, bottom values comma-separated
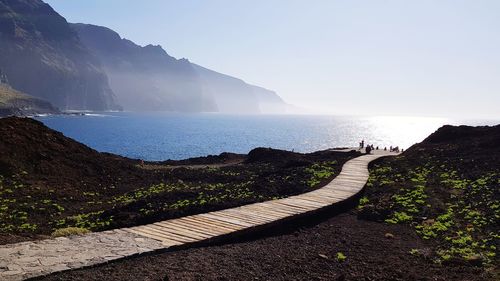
(35, 113, 499, 161)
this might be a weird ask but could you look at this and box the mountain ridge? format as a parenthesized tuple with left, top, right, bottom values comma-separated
(72, 23, 213, 112)
(0, 0, 286, 113)
(72, 23, 286, 113)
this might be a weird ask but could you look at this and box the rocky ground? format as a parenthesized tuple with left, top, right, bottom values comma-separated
(1, 117, 498, 280)
(360, 124, 499, 267)
(0, 117, 357, 244)
(35, 124, 499, 281)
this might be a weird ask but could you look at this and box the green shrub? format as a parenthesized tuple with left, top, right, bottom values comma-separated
(51, 227, 91, 237)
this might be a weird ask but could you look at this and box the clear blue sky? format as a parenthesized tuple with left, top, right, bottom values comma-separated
(46, 0, 500, 119)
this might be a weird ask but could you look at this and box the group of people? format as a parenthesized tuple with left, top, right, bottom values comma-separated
(359, 140, 403, 154)
(389, 146, 402, 153)
(359, 140, 376, 154)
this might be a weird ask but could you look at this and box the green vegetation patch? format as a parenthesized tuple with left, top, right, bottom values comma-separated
(0, 149, 355, 242)
(304, 161, 337, 187)
(51, 227, 91, 237)
(336, 252, 347, 262)
(362, 157, 499, 265)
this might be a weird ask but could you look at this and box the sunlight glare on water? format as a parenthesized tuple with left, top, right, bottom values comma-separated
(366, 116, 450, 149)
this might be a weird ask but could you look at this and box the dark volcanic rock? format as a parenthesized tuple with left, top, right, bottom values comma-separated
(421, 124, 500, 145)
(406, 124, 500, 162)
(160, 152, 244, 166)
(247, 147, 312, 167)
(247, 147, 299, 163)
(0, 117, 127, 176)
(0, 0, 120, 111)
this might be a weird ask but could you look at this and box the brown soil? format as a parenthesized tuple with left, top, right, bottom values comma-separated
(35, 212, 493, 281)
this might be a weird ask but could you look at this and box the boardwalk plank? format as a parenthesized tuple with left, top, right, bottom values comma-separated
(180, 216, 244, 232)
(200, 213, 255, 227)
(127, 227, 192, 244)
(159, 219, 230, 236)
(136, 225, 199, 242)
(220, 209, 275, 224)
(153, 222, 217, 238)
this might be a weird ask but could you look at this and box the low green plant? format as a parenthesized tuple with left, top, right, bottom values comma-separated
(358, 196, 370, 210)
(385, 211, 413, 224)
(51, 227, 91, 237)
(304, 162, 335, 188)
(409, 249, 420, 256)
(336, 252, 347, 262)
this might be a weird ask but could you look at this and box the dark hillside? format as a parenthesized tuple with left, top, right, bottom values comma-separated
(422, 125, 500, 145)
(36, 124, 498, 281)
(0, 117, 354, 244)
(361, 124, 499, 268)
(0, 117, 133, 178)
(0, 85, 59, 117)
(409, 124, 500, 158)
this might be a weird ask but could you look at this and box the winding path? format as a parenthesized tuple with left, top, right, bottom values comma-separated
(0, 150, 395, 280)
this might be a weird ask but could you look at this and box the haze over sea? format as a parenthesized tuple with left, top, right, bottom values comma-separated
(36, 113, 498, 161)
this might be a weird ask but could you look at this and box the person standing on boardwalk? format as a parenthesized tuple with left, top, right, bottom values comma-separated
(366, 145, 372, 154)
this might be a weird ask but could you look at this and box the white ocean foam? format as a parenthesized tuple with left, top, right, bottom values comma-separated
(83, 113, 110, 117)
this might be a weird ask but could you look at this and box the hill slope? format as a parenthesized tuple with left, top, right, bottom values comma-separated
(360, 124, 500, 266)
(35, 124, 498, 281)
(0, 84, 59, 117)
(0, 117, 354, 244)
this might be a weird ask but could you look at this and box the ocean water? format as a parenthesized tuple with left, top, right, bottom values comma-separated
(35, 113, 499, 161)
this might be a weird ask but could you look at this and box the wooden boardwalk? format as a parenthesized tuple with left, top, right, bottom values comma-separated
(125, 150, 392, 246)
(0, 150, 395, 280)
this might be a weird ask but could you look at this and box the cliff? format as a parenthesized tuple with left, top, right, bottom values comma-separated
(0, 0, 120, 111)
(73, 23, 286, 113)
